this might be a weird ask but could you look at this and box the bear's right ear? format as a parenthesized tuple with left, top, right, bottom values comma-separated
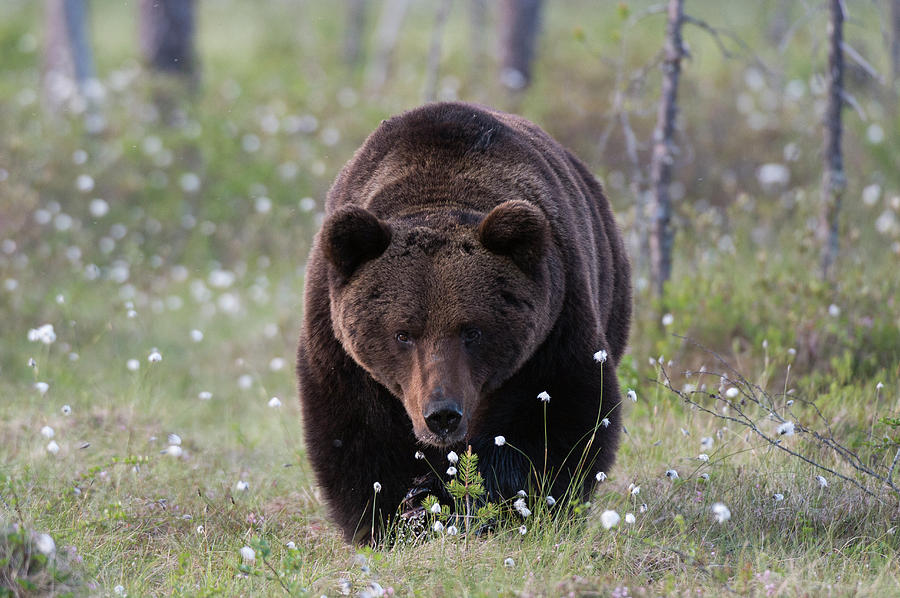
(477, 200, 550, 273)
(320, 206, 392, 278)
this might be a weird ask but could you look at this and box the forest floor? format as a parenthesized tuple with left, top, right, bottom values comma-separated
(1, 1, 899, 596)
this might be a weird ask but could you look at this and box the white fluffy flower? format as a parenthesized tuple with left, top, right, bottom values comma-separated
(627, 389, 637, 402)
(815, 475, 828, 488)
(661, 313, 674, 326)
(773, 493, 784, 502)
(600, 418, 610, 428)
(286, 541, 296, 549)
(61, 404, 72, 415)
(46, 440, 60, 455)
(267, 396, 282, 408)
(373, 481, 382, 493)
(40, 425, 54, 438)
(35, 533, 56, 556)
(595, 471, 607, 482)
(777, 421, 795, 436)
(35, 382, 49, 396)
(698, 454, 709, 462)
(513, 497, 532, 518)
(629, 484, 641, 496)
(167, 433, 182, 445)
(725, 387, 740, 399)
(447, 451, 459, 464)
(432, 520, 444, 533)
(701, 436, 714, 450)
(414, 451, 425, 460)
(190, 329, 204, 342)
(711, 502, 731, 523)
(593, 349, 608, 363)
(700, 473, 710, 481)
(28, 324, 57, 345)
(504, 557, 515, 567)
(429, 502, 441, 514)
(519, 525, 527, 535)
(240, 545, 256, 564)
(624, 513, 636, 524)
(198, 391, 212, 401)
(446, 466, 457, 476)
(148, 351, 162, 363)
(163, 445, 183, 457)
(235, 480, 249, 492)
(665, 469, 679, 480)
(494, 435, 506, 446)
(546, 495, 556, 507)
(126, 358, 140, 371)
(537, 391, 551, 403)
(600, 510, 620, 529)
(446, 525, 458, 536)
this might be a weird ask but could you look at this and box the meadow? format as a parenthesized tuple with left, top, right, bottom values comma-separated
(1, 1, 899, 596)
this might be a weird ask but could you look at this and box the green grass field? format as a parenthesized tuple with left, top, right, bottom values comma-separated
(1, 1, 899, 595)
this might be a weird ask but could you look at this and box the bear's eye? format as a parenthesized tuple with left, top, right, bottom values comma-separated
(395, 331, 412, 345)
(462, 327, 482, 345)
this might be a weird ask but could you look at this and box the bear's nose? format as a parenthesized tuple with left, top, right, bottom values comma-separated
(423, 401, 463, 437)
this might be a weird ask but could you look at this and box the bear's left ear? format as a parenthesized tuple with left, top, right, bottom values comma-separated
(477, 200, 550, 273)
(320, 206, 392, 278)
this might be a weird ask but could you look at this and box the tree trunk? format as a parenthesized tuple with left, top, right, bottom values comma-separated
(497, 0, 543, 91)
(42, 0, 96, 109)
(424, 0, 454, 102)
(819, 0, 846, 280)
(468, 0, 488, 100)
(343, 0, 367, 67)
(648, 0, 685, 297)
(891, 0, 900, 84)
(139, 0, 197, 79)
(367, 0, 412, 92)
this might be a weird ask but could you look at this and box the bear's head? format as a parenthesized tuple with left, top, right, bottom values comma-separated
(320, 200, 562, 447)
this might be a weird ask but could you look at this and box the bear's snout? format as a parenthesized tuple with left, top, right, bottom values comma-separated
(423, 399, 464, 439)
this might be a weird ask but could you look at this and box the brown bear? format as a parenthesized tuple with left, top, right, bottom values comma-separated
(296, 102, 631, 543)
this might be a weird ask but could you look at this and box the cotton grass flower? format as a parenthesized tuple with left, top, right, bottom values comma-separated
(240, 545, 256, 564)
(35, 382, 49, 396)
(595, 471, 607, 482)
(711, 502, 731, 523)
(815, 475, 828, 488)
(625, 513, 636, 524)
(198, 391, 212, 400)
(447, 451, 459, 464)
(627, 389, 637, 402)
(373, 481, 382, 493)
(665, 469, 679, 480)
(504, 557, 515, 567)
(700, 473, 710, 481)
(126, 358, 140, 371)
(701, 436, 714, 450)
(494, 435, 506, 446)
(519, 525, 527, 535)
(163, 445, 183, 457)
(267, 396, 282, 408)
(414, 451, 425, 460)
(698, 454, 709, 462)
(446, 466, 457, 476)
(600, 418, 610, 428)
(46, 440, 60, 455)
(113, 585, 125, 597)
(661, 313, 674, 326)
(777, 421, 795, 436)
(432, 521, 444, 533)
(167, 433, 182, 445)
(28, 324, 57, 344)
(537, 391, 551, 403)
(446, 525, 458, 536)
(40, 425, 54, 438)
(34, 533, 56, 556)
(593, 349, 608, 363)
(725, 387, 740, 398)
(600, 510, 620, 529)
(773, 493, 784, 502)
(148, 350, 162, 363)
(628, 483, 640, 496)
(429, 502, 441, 514)
(61, 404, 71, 415)
(190, 329, 204, 342)
(235, 480, 249, 492)
(546, 495, 556, 507)
(513, 497, 532, 518)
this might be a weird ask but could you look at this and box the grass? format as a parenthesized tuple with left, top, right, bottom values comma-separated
(1, 0, 899, 595)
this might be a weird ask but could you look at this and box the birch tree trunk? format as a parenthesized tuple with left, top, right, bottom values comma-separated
(424, 0, 454, 102)
(819, 0, 846, 280)
(367, 0, 412, 92)
(648, 0, 685, 297)
(42, 0, 97, 109)
(343, 0, 367, 67)
(497, 0, 543, 90)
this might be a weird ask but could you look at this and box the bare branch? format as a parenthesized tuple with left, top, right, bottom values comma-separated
(841, 40, 884, 84)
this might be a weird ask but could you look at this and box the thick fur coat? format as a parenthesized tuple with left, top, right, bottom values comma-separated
(297, 102, 631, 542)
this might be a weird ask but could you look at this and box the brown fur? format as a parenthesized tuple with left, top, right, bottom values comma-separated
(296, 102, 632, 542)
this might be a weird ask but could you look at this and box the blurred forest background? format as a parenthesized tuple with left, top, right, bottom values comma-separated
(1, 1, 900, 596)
